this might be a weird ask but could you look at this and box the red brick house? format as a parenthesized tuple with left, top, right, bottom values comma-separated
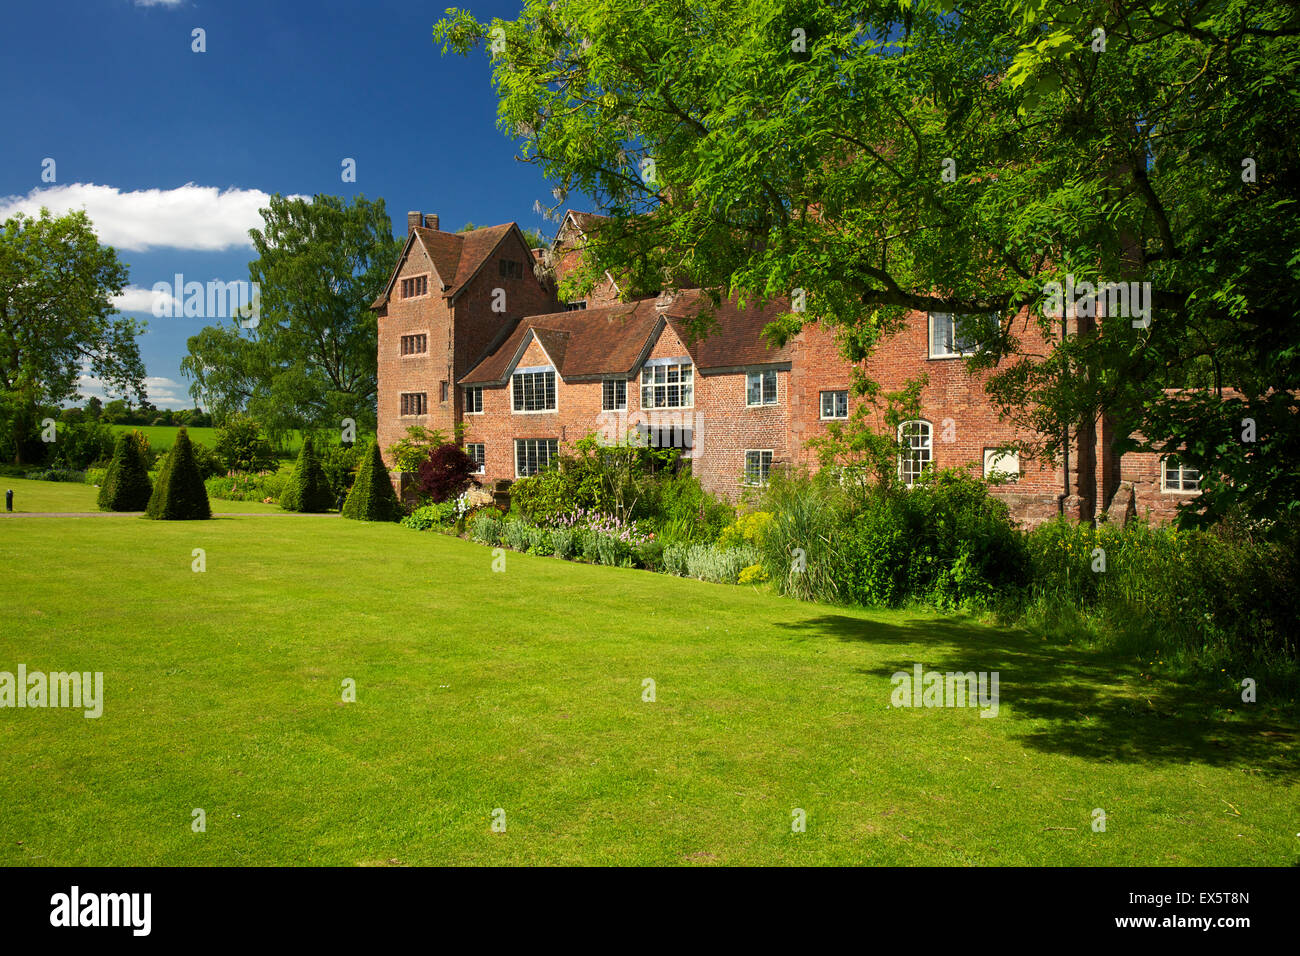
(373, 209, 1198, 526)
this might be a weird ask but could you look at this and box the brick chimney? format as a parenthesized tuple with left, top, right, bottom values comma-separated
(407, 211, 422, 235)
(424, 214, 440, 231)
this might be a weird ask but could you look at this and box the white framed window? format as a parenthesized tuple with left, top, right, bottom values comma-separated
(512, 368, 556, 412)
(465, 443, 486, 474)
(464, 385, 483, 414)
(983, 448, 1020, 482)
(1161, 458, 1201, 493)
(602, 378, 627, 411)
(641, 361, 693, 409)
(746, 369, 778, 406)
(563, 300, 587, 311)
(744, 450, 774, 485)
(515, 438, 558, 477)
(898, 420, 932, 485)
(928, 312, 980, 358)
(820, 390, 848, 419)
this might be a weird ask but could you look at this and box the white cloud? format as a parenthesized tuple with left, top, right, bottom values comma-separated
(0, 183, 300, 252)
(77, 372, 193, 410)
(112, 284, 178, 314)
(134, 1, 186, 7)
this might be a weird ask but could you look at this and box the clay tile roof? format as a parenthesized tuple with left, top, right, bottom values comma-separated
(663, 289, 794, 369)
(412, 227, 462, 291)
(448, 223, 515, 299)
(458, 289, 795, 385)
(459, 299, 664, 385)
(373, 222, 518, 309)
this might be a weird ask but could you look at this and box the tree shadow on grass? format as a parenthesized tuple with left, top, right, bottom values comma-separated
(774, 613, 1299, 779)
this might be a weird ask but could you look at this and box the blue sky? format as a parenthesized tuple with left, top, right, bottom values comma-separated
(0, 0, 568, 408)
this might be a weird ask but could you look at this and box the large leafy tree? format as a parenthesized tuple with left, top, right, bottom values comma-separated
(181, 194, 403, 437)
(433, 0, 1300, 531)
(0, 208, 143, 463)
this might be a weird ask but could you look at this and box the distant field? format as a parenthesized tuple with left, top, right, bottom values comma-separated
(109, 425, 303, 456)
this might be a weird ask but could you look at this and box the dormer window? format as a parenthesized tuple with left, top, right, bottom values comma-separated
(512, 368, 556, 412)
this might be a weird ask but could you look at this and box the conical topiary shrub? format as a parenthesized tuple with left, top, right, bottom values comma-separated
(279, 435, 334, 513)
(145, 427, 211, 520)
(98, 431, 152, 511)
(341, 439, 402, 522)
(145, 443, 174, 519)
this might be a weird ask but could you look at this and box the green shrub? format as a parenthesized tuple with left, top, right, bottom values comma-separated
(469, 511, 503, 545)
(145, 428, 211, 520)
(402, 501, 459, 530)
(1021, 518, 1299, 668)
(823, 470, 1029, 610)
(502, 517, 532, 552)
(214, 415, 277, 473)
(51, 420, 116, 470)
(340, 440, 402, 522)
(635, 537, 665, 571)
(189, 441, 225, 480)
(717, 510, 774, 549)
(550, 527, 577, 559)
(663, 542, 691, 576)
(633, 468, 735, 541)
(97, 431, 151, 511)
(279, 435, 334, 512)
(204, 471, 288, 502)
(318, 440, 364, 502)
(754, 469, 849, 603)
(683, 544, 760, 584)
(25, 468, 86, 483)
(527, 526, 555, 556)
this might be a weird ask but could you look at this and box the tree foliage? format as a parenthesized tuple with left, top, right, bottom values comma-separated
(181, 194, 403, 438)
(416, 443, 480, 502)
(0, 208, 142, 463)
(434, 0, 1300, 531)
(214, 414, 276, 473)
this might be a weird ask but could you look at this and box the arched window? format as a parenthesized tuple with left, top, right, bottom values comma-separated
(898, 420, 932, 486)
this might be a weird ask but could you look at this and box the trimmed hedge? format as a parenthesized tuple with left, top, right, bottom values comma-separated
(145, 428, 211, 520)
(97, 431, 152, 511)
(341, 440, 402, 522)
(279, 435, 334, 512)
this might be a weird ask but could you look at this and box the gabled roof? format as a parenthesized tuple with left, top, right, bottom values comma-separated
(458, 290, 794, 385)
(371, 222, 520, 310)
(460, 299, 666, 385)
(662, 290, 795, 370)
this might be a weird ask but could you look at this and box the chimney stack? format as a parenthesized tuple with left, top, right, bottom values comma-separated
(424, 214, 440, 231)
(407, 211, 422, 235)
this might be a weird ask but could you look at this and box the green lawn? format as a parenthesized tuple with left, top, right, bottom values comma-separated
(0, 513, 1295, 866)
(0, 477, 287, 514)
(108, 424, 220, 451)
(108, 424, 304, 456)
